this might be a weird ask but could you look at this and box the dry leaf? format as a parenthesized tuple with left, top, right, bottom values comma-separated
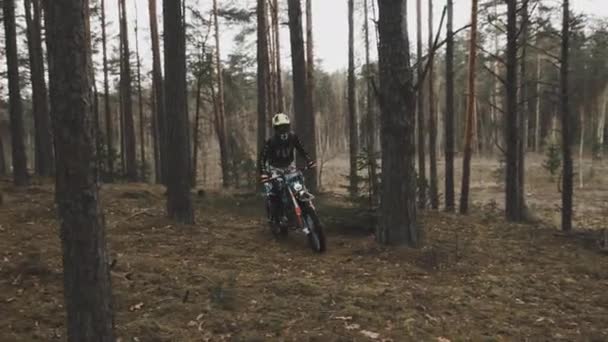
(129, 302, 144, 312)
(360, 330, 380, 339)
(196, 313, 205, 321)
(425, 313, 439, 323)
(187, 321, 197, 327)
(345, 323, 360, 330)
(437, 337, 451, 342)
(334, 316, 352, 321)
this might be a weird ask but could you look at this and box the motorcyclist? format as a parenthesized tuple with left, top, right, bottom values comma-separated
(259, 113, 316, 224)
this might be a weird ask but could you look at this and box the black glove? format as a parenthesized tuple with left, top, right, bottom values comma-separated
(306, 160, 317, 169)
(260, 173, 271, 183)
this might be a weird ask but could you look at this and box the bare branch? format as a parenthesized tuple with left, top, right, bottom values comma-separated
(524, 41, 561, 62)
(413, 5, 448, 91)
(480, 97, 506, 115)
(413, 7, 473, 91)
(481, 63, 507, 85)
(494, 138, 506, 156)
(477, 43, 506, 65)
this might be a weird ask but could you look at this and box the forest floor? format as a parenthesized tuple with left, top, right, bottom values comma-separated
(1, 156, 607, 341)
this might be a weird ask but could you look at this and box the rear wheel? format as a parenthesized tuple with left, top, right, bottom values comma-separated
(304, 206, 326, 253)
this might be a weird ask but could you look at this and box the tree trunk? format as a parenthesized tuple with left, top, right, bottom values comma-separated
(364, 0, 378, 207)
(560, 0, 572, 231)
(118, 0, 137, 181)
(416, 0, 426, 209)
(288, 0, 317, 192)
(505, 0, 522, 222)
(579, 106, 584, 188)
(24, 0, 54, 177)
(100, 0, 114, 180)
(459, 0, 478, 214)
(376, 0, 418, 246)
(134, 2, 146, 181)
(3, 0, 29, 186)
(517, 0, 529, 216)
(535, 50, 542, 152)
(267, 2, 276, 118)
(273, 0, 284, 112)
(257, 0, 269, 184)
(304, 0, 318, 192)
(428, 0, 439, 210)
(163, 0, 194, 223)
(151, 82, 161, 183)
(148, 0, 167, 185)
(491, 0, 501, 155)
(596, 86, 607, 158)
(444, 0, 455, 211)
(93, 87, 102, 174)
(0, 136, 6, 175)
(45, 0, 115, 338)
(213, 0, 230, 188)
(118, 2, 126, 174)
(348, 0, 359, 197)
(192, 71, 203, 186)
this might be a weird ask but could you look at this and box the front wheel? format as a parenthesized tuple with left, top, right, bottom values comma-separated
(303, 206, 326, 253)
(266, 198, 287, 238)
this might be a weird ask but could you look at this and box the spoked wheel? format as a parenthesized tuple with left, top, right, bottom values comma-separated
(303, 207, 326, 253)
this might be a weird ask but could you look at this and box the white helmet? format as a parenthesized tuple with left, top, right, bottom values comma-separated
(272, 113, 290, 127)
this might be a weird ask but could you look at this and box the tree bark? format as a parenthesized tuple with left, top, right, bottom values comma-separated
(118, 0, 137, 181)
(288, 0, 317, 192)
(163, 0, 194, 223)
(517, 0, 529, 216)
(273, 0, 284, 112)
(444, 0, 455, 211)
(0, 136, 6, 175)
(45, 0, 115, 339)
(24, 0, 54, 177)
(148, 0, 167, 184)
(459, 0, 478, 214)
(560, 0, 572, 231)
(505, 0, 522, 222)
(3, 0, 29, 186)
(428, 0, 439, 210)
(100, 0, 114, 180)
(151, 81, 161, 183)
(364, 0, 378, 207)
(376, 0, 419, 246)
(213, 0, 230, 188)
(348, 0, 359, 197)
(535, 50, 542, 152)
(579, 106, 584, 188)
(304, 0, 317, 192)
(416, 0, 426, 209)
(596, 86, 607, 158)
(257, 0, 269, 184)
(134, 2, 146, 181)
(267, 2, 276, 118)
(192, 70, 203, 186)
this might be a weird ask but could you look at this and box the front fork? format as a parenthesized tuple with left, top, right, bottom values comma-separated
(287, 187, 312, 234)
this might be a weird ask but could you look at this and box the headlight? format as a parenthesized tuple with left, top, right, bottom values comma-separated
(293, 182, 303, 191)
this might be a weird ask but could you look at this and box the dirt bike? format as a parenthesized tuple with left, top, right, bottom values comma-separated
(262, 166, 326, 253)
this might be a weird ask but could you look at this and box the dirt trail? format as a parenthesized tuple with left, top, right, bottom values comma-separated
(0, 181, 607, 341)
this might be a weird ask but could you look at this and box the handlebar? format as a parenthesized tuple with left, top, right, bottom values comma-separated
(260, 165, 315, 184)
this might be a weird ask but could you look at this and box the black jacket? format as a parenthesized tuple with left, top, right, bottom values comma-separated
(258, 133, 311, 174)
